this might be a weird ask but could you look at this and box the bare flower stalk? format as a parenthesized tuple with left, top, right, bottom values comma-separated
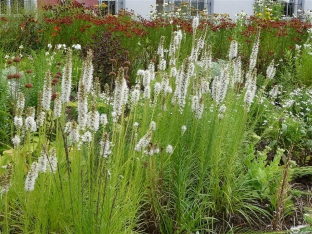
(36, 91, 45, 127)
(272, 145, 294, 231)
(42, 71, 52, 111)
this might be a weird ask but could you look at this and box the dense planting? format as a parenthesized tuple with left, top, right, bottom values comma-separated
(0, 1, 312, 233)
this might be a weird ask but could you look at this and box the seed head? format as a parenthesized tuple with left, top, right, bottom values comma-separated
(13, 73, 22, 79)
(25, 83, 33, 89)
(13, 57, 22, 63)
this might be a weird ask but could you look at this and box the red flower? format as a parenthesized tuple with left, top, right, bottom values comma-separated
(52, 32, 57, 37)
(54, 25, 61, 31)
(1, 17, 7, 21)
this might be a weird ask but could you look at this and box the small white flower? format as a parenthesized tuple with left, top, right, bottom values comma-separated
(165, 86, 172, 94)
(192, 16, 199, 30)
(100, 139, 112, 158)
(25, 162, 39, 191)
(37, 111, 46, 127)
(1, 183, 10, 194)
(158, 58, 166, 71)
(14, 116, 23, 129)
(64, 121, 72, 134)
(25, 116, 37, 132)
(47, 148, 58, 173)
(266, 60, 276, 80)
(166, 145, 174, 154)
(181, 125, 187, 135)
(77, 141, 82, 150)
(154, 82, 162, 97)
(70, 127, 80, 144)
(100, 113, 108, 126)
(218, 114, 224, 119)
(170, 67, 177, 77)
(149, 121, 156, 131)
(38, 150, 48, 173)
(111, 111, 117, 122)
(72, 44, 81, 50)
(135, 131, 152, 152)
(81, 131, 92, 143)
(153, 145, 160, 154)
(87, 109, 100, 132)
(219, 104, 226, 114)
(130, 86, 141, 106)
(16, 92, 25, 110)
(12, 135, 21, 147)
(143, 86, 151, 99)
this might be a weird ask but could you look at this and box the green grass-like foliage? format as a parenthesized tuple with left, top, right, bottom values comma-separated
(0, 22, 287, 233)
(1, 3, 312, 232)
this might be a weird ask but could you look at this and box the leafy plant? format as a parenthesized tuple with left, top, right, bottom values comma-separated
(88, 31, 130, 86)
(245, 145, 284, 209)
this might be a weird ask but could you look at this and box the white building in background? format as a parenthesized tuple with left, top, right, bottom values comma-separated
(211, 0, 254, 17)
(109, 0, 312, 19)
(1, 0, 312, 19)
(117, 0, 255, 18)
(123, 0, 155, 18)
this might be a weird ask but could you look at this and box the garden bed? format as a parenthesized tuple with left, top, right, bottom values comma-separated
(0, 1, 312, 233)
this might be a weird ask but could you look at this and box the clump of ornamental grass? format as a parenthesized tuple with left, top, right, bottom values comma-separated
(0, 22, 286, 234)
(0, 46, 143, 234)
